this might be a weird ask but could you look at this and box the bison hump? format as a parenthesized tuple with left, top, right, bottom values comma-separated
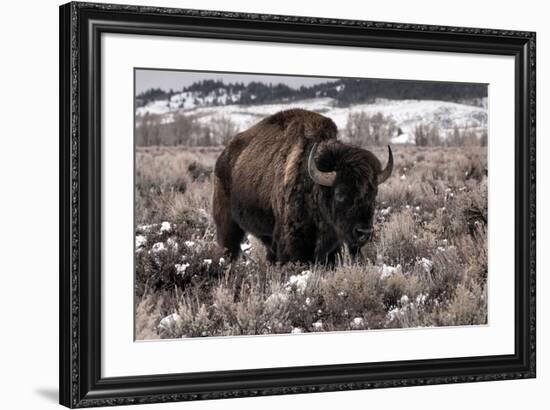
(263, 109, 337, 142)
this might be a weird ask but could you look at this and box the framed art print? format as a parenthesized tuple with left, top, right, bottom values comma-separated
(59, 2, 536, 407)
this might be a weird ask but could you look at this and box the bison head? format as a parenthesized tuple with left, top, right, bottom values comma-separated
(308, 142, 393, 253)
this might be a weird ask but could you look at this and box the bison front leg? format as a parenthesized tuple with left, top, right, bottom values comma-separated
(212, 176, 245, 260)
(256, 235, 277, 263)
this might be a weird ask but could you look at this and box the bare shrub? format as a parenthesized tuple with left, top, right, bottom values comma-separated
(201, 285, 291, 336)
(415, 123, 442, 146)
(317, 264, 386, 330)
(343, 111, 397, 147)
(136, 113, 240, 147)
(135, 293, 163, 340)
(172, 113, 204, 145)
(454, 228, 488, 284)
(377, 210, 436, 271)
(420, 247, 464, 302)
(136, 113, 163, 146)
(447, 126, 486, 147)
(382, 272, 412, 309)
(385, 293, 433, 329)
(438, 282, 487, 326)
(208, 115, 239, 145)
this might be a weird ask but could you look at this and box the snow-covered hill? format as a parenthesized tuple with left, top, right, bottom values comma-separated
(136, 96, 487, 144)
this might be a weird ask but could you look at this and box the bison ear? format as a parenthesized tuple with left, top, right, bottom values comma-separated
(377, 145, 393, 185)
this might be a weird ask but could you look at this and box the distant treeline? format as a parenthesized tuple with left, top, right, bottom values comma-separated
(136, 78, 488, 108)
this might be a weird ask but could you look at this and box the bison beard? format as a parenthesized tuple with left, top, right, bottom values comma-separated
(212, 109, 393, 264)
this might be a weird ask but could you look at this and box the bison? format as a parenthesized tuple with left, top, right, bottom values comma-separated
(212, 108, 393, 264)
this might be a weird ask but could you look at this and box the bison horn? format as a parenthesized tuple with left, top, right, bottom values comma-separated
(377, 145, 393, 185)
(308, 143, 337, 187)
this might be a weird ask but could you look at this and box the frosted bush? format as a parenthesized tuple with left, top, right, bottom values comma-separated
(416, 293, 428, 305)
(312, 320, 324, 331)
(240, 242, 252, 252)
(166, 237, 178, 250)
(160, 221, 172, 233)
(286, 270, 311, 294)
(350, 317, 366, 329)
(158, 313, 182, 336)
(418, 258, 433, 274)
(151, 242, 166, 253)
(138, 224, 154, 232)
(265, 292, 288, 308)
(380, 263, 403, 279)
(175, 263, 190, 276)
(135, 235, 147, 250)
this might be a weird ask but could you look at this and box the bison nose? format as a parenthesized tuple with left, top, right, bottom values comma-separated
(353, 226, 374, 242)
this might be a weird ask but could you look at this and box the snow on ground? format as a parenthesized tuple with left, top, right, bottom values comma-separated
(135, 234, 147, 250)
(136, 96, 487, 144)
(136, 90, 243, 116)
(285, 270, 311, 294)
(158, 313, 182, 332)
(380, 263, 403, 279)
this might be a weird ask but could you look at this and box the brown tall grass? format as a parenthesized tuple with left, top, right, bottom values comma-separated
(135, 144, 488, 339)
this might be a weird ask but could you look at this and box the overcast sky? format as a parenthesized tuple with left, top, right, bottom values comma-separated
(135, 69, 338, 94)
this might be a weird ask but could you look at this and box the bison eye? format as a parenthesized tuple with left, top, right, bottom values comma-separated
(334, 186, 348, 203)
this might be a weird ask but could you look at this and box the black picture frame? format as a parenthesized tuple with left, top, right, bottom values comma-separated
(59, 2, 536, 408)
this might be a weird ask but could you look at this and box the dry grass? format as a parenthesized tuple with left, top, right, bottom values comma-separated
(135, 144, 488, 339)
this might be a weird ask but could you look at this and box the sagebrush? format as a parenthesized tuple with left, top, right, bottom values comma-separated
(135, 144, 487, 339)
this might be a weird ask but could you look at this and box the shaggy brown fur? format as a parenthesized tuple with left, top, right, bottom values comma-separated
(213, 108, 391, 263)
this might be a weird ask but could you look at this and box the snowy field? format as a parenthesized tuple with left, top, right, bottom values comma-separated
(137, 96, 487, 145)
